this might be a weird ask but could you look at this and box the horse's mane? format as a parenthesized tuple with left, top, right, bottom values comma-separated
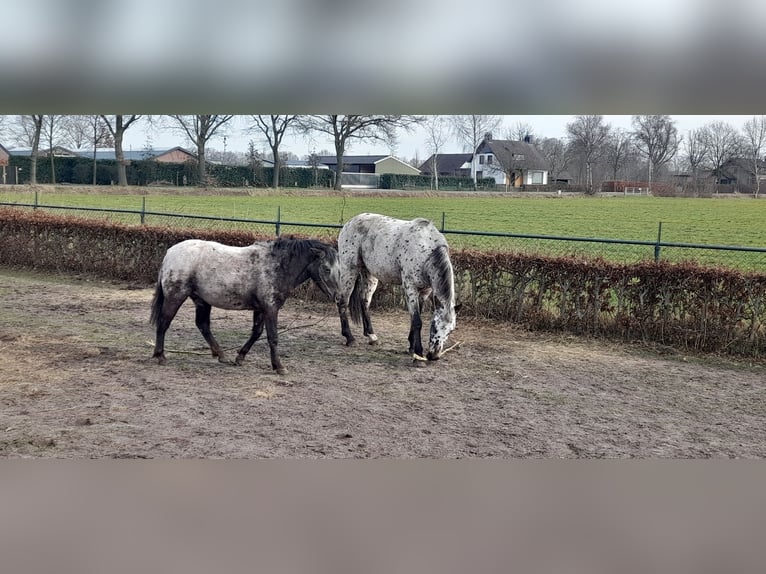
(271, 237, 333, 260)
(426, 245, 454, 302)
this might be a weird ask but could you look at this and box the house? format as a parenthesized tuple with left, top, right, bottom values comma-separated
(418, 153, 472, 178)
(472, 135, 549, 187)
(0, 143, 9, 166)
(714, 157, 766, 192)
(317, 154, 420, 176)
(78, 146, 197, 163)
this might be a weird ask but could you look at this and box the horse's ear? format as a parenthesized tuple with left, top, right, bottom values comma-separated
(310, 246, 326, 259)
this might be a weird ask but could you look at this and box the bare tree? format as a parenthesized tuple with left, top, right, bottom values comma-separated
(704, 120, 741, 191)
(538, 137, 569, 183)
(451, 114, 503, 189)
(424, 115, 449, 190)
(41, 115, 68, 184)
(166, 115, 234, 185)
(631, 115, 680, 193)
(503, 120, 538, 143)
(742, 115, 766, 197)
(10, 115, 45, 184)
(249, 115, 299, 188)
(101, 115, 142, 186)
(604, 128, 633, 181)
(681, 128, 711, 193)
(297, 115, 423, 191)
(566, 115, 610, 194)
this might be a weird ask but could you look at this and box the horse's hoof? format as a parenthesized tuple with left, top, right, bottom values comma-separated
(234, 354, 245, 366)
(217, 354, 228, 364)
(345, 339, 356, 347)
(275, 366, 288, 375)
(154, 355, 166, 365)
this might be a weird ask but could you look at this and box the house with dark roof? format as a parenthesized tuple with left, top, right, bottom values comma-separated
(714, 157, 766, 192)
(472, 136, 549, 188)
(317, 154, 419, 175)
(0, 143, 9, 167)
(418, 153, 472, 178)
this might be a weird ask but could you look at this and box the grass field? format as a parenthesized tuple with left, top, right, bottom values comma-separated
(2, 186, 766, 269)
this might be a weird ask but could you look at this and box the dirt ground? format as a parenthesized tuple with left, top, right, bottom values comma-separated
(1, 268, 764, 458)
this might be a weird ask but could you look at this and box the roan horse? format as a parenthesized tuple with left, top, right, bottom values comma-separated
(150, 237, 341, 374)
(336, 213, 457, 361)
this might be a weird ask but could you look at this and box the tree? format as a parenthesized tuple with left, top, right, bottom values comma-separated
(704, 120, 741, 191)
(424, 115, 449, 190)
(297, 115, 423, 191)
(631, 115, 680, 193)
(566, 115, 610, 194)
(11, 115, 45, 184)
(604, 128, 633, 181)
(451, 115, 502, 189)
(101, 115, 142, 186)
(166, 115, 234, 185)
(681, 128, 710, 193)
(249, 115, 299, 188)
(538, 137, 569, 183)
(41, 115, 67, 184)
(742, 115, 766, 197)
(503, 120, 538, 143)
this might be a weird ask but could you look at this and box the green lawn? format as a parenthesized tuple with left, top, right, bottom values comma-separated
(2, 189, 765, 269)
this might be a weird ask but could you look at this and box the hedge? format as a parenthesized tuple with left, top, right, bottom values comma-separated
(1, 207, 764, 358)
(379, 173, 497, 190)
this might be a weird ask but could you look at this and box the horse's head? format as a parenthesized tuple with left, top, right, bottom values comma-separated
(309, 244, 342, 303)
(427, 302, 459, 360)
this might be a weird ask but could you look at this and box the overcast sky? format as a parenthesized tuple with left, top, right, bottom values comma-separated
(123, 115, 757, 161)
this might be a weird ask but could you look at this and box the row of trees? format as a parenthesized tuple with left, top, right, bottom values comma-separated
(550, 115, 766, 197)
(1, 115, 424, 191)
(3, 114, 764, 195)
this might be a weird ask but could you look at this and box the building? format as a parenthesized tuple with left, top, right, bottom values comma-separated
(472, 135, 549, 188)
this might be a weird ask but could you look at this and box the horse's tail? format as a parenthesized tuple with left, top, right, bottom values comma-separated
(348, 273, 365, 326)
(149, 280, 164, 326)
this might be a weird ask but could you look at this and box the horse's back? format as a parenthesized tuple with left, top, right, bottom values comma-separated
(339, 213, 448, 284)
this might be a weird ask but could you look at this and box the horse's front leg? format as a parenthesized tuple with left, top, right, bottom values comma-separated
(264, 309, 287, 375)
(405, 291, 424, 358)
(235, 310, 265, 365)
(337, 299, 356, 346)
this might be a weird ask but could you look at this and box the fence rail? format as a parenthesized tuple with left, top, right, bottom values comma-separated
(2, 199, 766, 272)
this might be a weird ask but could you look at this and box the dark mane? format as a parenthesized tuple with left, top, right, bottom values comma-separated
(271, 237, 333, 260)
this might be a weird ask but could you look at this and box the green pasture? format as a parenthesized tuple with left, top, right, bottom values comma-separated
(2, 188, 765, 269)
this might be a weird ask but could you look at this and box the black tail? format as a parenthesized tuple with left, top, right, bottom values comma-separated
(149, 281, 164, 326)
(348, 273, 365, 326)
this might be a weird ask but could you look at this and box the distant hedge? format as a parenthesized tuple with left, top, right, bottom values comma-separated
(1, 207, 765, 358)
(380, 173, 497, 190)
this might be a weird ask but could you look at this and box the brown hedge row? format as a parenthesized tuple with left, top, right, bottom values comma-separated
(1, 208, 765, 358)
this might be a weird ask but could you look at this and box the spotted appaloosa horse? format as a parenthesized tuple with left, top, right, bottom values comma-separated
(336, 213, 458, 361)
(150, 237, 341, 374)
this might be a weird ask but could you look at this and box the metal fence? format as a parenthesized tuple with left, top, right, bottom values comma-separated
(2, 198, 766, 272)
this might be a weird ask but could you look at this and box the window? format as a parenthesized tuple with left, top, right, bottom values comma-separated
(528, 170, 544, 184)
(479, 155, 485, 165)
(486, 154, 493, 165)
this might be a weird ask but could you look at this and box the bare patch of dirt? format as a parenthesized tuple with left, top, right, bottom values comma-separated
(0, 268, 764, 458)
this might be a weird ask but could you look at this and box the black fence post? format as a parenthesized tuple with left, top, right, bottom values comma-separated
(34, 190, 38, 210)
(654, 222, 663, 262)
(441, 212, 446, 232)
(140, 196, 146, 225)
(276, 206, 281, 237)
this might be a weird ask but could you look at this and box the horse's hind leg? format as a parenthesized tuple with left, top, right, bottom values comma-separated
(192, 296, 226, 363)
(235, 310, 265, 365)
(264, 309, 287, 375)
(359, 273, 379, 345)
